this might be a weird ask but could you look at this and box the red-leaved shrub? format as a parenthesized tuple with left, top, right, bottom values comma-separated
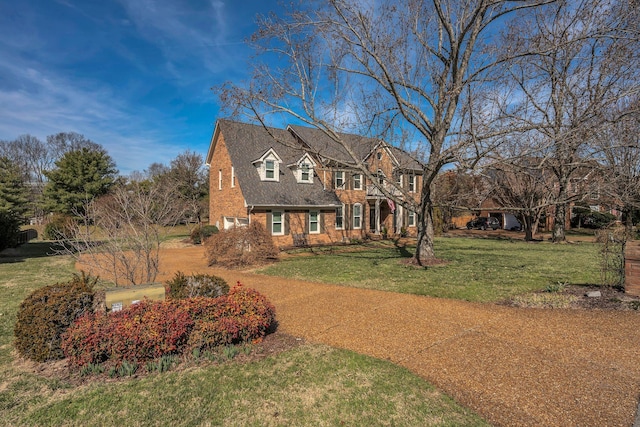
(62, 300, 194, 368)
(62, 283, 276, 368)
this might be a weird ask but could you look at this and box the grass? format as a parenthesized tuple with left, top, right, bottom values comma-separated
(259, 237, 601, 302)
(0, 241, 488, 426)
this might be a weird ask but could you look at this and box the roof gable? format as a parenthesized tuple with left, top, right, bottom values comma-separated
(209, 119, 340, 208)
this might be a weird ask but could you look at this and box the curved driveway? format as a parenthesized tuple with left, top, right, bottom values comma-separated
(157, 247, 640, 426)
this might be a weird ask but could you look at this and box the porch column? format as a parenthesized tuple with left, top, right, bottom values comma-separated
(375, 198, 381, 234)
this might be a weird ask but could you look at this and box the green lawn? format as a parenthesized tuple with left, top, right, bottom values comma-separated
(259, 237, 601, 302)
(0, 241, 488, 426)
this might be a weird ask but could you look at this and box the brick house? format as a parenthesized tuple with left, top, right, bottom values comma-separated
(206, 119, 423, 247)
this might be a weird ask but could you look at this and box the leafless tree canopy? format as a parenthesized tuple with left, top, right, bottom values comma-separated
(218, 0, 552, 262)
(52, 175, 186, 286)
(492, 0, 639, 241)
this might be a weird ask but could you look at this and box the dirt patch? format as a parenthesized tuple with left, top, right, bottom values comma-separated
(503, 285, 640, 311)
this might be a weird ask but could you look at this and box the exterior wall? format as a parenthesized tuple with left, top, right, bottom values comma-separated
(252, 209, 367, 248)
(208, 133, 248, 230)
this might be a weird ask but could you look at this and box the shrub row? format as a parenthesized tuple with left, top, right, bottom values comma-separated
(61, 283, 276, 369)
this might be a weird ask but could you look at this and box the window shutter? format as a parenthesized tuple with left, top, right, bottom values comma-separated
(284, 212, 290, 235)
(403, 208, 409, 226)
(345, 172, 351, 190)
(304, 212, 309, 234)
(320, 212, 325, 233)
(361, 204, 366, 230)
(266, 211, 272, 233)
(345, 204, 351, 230)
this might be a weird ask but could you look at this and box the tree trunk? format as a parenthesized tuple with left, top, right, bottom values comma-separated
(520, 213, 534, 241)
(414, 180, 436, 264)
(553, 202, 567, 243)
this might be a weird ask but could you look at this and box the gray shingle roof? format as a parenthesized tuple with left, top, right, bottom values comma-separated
(217, 120, 341, 208)
(289, 125, 423, 172)
(288, 125, 377, 165)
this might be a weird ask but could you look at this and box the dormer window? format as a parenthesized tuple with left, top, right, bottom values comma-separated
(291, 153, 316, 183)
(300, 163, 311, 182)
(253, 148, 282, 182)
(265, 160, 275, 179)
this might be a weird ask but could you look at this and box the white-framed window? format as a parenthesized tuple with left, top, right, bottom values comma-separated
(377, 169, 385, 186)
(396, 173, 403, 188)
(309, 211, 320, 234)
(272, 211, 284, 235)
(353, 174, 362, 190)
(409, 175, 416, 192)
(254, 149, 282, 182)
(218, 169, 222, 190)
(334, 171, 345, 188)
(223, 216, 235, 230)
(224, 216, 250, 230)
(265, 160, 275, 180)
(231, 166, 235, 187)
(300, 163, 311, 183)
(353, 203, 362, 229)
(335, 205, 344, 230)
(408, 210, 416, 227)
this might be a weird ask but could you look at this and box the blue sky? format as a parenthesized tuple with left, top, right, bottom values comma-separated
(0, 0, 281, 174)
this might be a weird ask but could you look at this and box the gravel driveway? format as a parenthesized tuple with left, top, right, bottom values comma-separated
(109, 246, 640, 426)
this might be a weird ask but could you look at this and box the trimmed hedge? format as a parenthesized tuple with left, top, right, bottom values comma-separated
(61, 283, 276, 369)
(14, 272, 96, 362)
(166, 271, 229, 300)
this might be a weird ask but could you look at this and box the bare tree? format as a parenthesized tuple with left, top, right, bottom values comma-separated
(481, 134, 557, 240)
(595, 100, 640, 236)
(497, 0, 639, 242)
(52, 176, 185, 286)
(218, 0, 549, 263)
(166, 151, 209, 226)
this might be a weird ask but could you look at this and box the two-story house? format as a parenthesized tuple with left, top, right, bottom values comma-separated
(206, 119, 423, 247)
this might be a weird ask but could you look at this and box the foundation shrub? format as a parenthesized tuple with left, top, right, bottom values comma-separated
(205, 222, 278, 268)
(14, 272, 96, 362)
(62, 300, 194, 369)
(165, 271, 229, 300)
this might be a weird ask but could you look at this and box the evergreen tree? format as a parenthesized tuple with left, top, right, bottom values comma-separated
(0, 156, 29, 218)
(0, 157, 28, 250)
(43, 147, 118, 216)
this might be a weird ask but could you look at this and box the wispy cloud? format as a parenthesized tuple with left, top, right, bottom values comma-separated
(0, 0, 273, 173)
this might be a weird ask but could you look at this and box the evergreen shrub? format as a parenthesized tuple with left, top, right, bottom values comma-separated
(14, 272, 96, 362)
(190, 225, 218, 244)
(166, 271, 229, 300)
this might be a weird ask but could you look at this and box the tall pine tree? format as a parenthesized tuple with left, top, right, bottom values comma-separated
(0, 156, 29, 250)
(43, 147, 118, 216)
